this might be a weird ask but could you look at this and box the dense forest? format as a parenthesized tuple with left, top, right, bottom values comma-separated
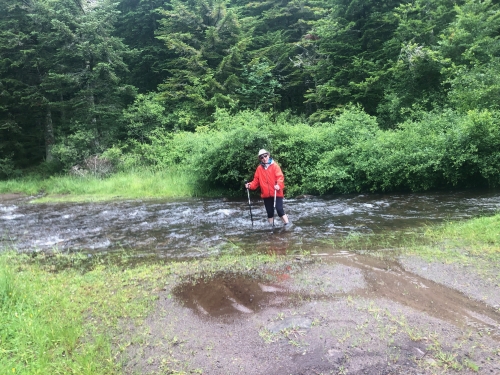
(1, 0, 500, 194)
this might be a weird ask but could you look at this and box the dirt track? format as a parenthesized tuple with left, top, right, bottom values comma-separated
(122, 254, 500, 375)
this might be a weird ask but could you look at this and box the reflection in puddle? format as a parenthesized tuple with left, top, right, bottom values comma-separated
(173, 274, 290, 317)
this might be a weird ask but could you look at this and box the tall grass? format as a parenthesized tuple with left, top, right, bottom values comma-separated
(0, 178, 42, 196)
(0, 168, 198, 202)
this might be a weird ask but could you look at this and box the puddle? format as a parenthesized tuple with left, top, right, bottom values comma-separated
(173, 254, 500, 340)
(173, 274, 291, 317)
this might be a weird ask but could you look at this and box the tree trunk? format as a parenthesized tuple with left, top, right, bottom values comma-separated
(87, 79, 99, 149)
(60, 93, 66, 125)
(45, 107, 55, 162)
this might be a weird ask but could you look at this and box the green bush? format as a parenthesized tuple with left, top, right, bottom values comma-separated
(195, 110, 273, 191)
(120, 107, 500, 196)
(0, 155, 18, 180)
(193, 107, 381, 195)
(350, 110, 454, 192)
(306, 108, 379, 194)
(347, 109, 500, 192)
(440, 109, 500, 186)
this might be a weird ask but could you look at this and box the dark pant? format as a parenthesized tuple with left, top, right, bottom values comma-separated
(263, 197, 285, 218)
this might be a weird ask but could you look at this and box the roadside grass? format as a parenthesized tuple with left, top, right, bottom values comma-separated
(0, 248, 294, 374)
(0, 168, 199, 202)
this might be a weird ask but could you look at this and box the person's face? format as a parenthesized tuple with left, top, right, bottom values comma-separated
(259, 153, 269, 161)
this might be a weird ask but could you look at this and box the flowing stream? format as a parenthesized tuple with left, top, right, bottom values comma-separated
(1, 189, 500, 258)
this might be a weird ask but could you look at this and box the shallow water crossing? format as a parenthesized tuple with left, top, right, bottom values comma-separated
(1, 189, 500, 257)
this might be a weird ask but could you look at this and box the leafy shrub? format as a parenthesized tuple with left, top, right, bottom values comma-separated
(306, 107, 379, 194)
(127, 128, 210, 170)
(125, 109, 276, 190)
(194, 110, 273, 190)
(121, 107, 500, 195)
(51, 129, 96, 170)
(0, 156, 18, 180)
(194, 107, 381, 195)
(440, 109, 500, 186)
(196, 126, 271, 190)
(346, 109, 500, 192)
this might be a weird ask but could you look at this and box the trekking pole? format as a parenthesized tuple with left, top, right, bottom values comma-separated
(273, 181, 277, 227)
(245, 181, 254, 226)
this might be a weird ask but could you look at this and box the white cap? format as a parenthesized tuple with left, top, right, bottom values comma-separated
(258, 149, 269, 157)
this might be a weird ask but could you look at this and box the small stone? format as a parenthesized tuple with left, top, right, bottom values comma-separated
(412, 347, 425, 358)
(425, 358, 437, 366)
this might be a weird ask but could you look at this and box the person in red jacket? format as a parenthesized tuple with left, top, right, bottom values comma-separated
(245, 149, 290, 226)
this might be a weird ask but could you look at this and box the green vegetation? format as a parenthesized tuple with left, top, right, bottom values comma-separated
(327, 213, 500, 268)
(123, 107, 500, 196)
(1, 0, 500, 197)
(0, 169, 198, 202)
(410, 213, 500, 265)
(0, 251, 148, 375)
(3, 105, 500, 200)
(434, 215, 500, 253)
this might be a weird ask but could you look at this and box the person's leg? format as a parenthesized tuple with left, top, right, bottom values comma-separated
(263, 198, 275, 225)
(275, 198, 289, 224)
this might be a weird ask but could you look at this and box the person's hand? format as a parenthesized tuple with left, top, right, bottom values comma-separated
(245, 183, 250, 189)
(274, 184, 280, 191)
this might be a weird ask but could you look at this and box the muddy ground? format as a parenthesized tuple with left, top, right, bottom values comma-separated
(121, 253, 499, 375)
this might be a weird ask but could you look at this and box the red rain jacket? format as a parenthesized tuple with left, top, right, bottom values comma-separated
(248, 161, 285, 198)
